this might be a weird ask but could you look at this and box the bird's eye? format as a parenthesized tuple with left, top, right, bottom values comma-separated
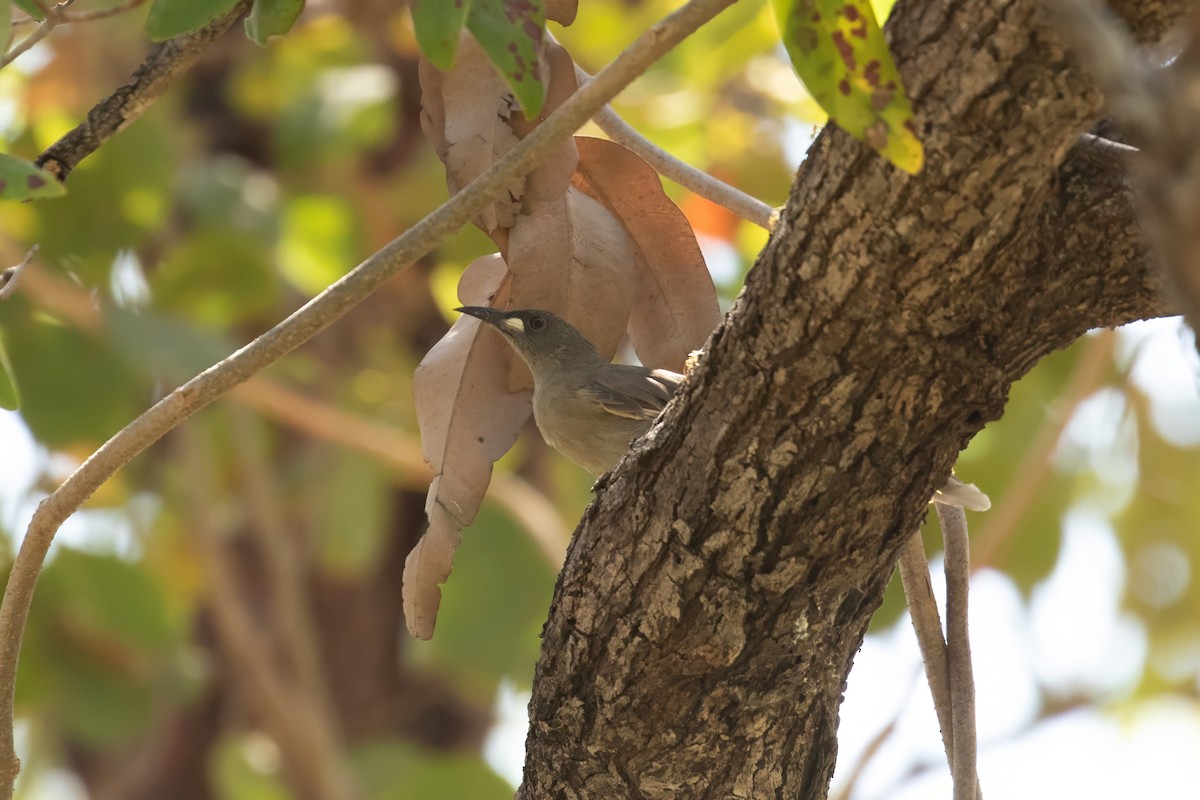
(528, 315, 546, 331)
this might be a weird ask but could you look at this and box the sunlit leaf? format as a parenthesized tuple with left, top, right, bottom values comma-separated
(772, 0, 923, 173)
(412, 0, 472, 69)
(0, 333, 18, 410)
(211, 734, 292, 800)
(0, 153, 65, 201)
(466, 0, 546, 116)
(145, 0, 241, 41)
(245, 0, 305, 45)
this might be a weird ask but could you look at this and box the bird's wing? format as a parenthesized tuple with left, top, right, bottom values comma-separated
(583, 367, 684, 421)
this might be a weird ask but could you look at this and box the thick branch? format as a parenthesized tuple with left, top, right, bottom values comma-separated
(519, 0, 1181, 798)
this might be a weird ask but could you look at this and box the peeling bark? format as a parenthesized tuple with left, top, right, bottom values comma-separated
(520, 0, 1180, 798)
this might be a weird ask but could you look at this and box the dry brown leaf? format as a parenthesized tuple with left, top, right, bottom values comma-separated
(403, 254, 532, 639)
(419, 36, 524, 232)
(504, 185, 637, 391)
(572, 137, 721, 372)
(546, 0, 578, 26)
(419, 35, 578, 237)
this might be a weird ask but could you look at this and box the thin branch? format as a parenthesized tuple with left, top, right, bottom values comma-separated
(0, 12, 58, 70)
(937, 503, 978, 800)
(35, 0, 252, 181)
(0, 0, 113, 70)
(179, 429, 359, 800)
(0, 2, 738, 793)
(0, 246, 37, 300)
(576, 65, 776, 230)
(60, 0, 147, 24)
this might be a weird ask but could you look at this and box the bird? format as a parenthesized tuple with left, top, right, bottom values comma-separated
(456, 306, 681, 475)
(455, 305, 991, 511)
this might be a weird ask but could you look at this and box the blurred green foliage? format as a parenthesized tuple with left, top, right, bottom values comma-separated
(0, 1, 1196, 797)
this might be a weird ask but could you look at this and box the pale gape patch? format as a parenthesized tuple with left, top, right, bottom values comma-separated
(502, 317, 525, 332)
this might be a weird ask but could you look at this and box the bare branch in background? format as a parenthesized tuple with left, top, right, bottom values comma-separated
(179, 428, 359, 800)
(2, 0, 152, 71)
(228, 408, 334, 724)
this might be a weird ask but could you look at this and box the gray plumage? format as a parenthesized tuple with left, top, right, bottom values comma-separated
(456, 306, 682, 474)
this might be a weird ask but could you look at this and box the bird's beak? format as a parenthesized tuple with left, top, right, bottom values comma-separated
(455, 305, 515, 334)
(455, 305, 504, 324)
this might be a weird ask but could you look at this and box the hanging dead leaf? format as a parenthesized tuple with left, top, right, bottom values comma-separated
(419, 34, 578, 238)
(572, 137, 721, 372)
(504, 186, 637, 391)
(419, 36, 523, 232)
(404, 254, 532, 639)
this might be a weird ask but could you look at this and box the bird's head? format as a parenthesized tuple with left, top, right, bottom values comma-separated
(455, 306, 600, 373)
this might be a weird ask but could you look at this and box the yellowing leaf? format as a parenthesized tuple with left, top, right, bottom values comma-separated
(773, 0, 923, 173)
(0, 154, 66, 201)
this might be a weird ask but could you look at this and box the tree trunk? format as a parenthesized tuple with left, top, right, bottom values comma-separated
(520, 0, 1181, 797)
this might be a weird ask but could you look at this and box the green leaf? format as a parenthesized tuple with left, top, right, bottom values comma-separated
(772, 0, 923, 173)
(0, 3, 12, 37)
(350, 740, 513, 800)
(313, 450, 389, 577)
(12, 0, 43, 21)
(211, 734, 292, 800)
(244, 0, 305, 46)
(0, 332, 17, 410)
(0, 153, 65, 200)
(466, 0, 546, 116)
(145, 0, 240, 41)
(54, 549, 182, 652)
(412, 0, 472, 69)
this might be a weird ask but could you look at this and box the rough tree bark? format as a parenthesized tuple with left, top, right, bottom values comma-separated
(520, 0, 1181, 798)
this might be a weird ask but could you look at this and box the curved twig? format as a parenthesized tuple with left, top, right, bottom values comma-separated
(0, 1, 740, 793)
